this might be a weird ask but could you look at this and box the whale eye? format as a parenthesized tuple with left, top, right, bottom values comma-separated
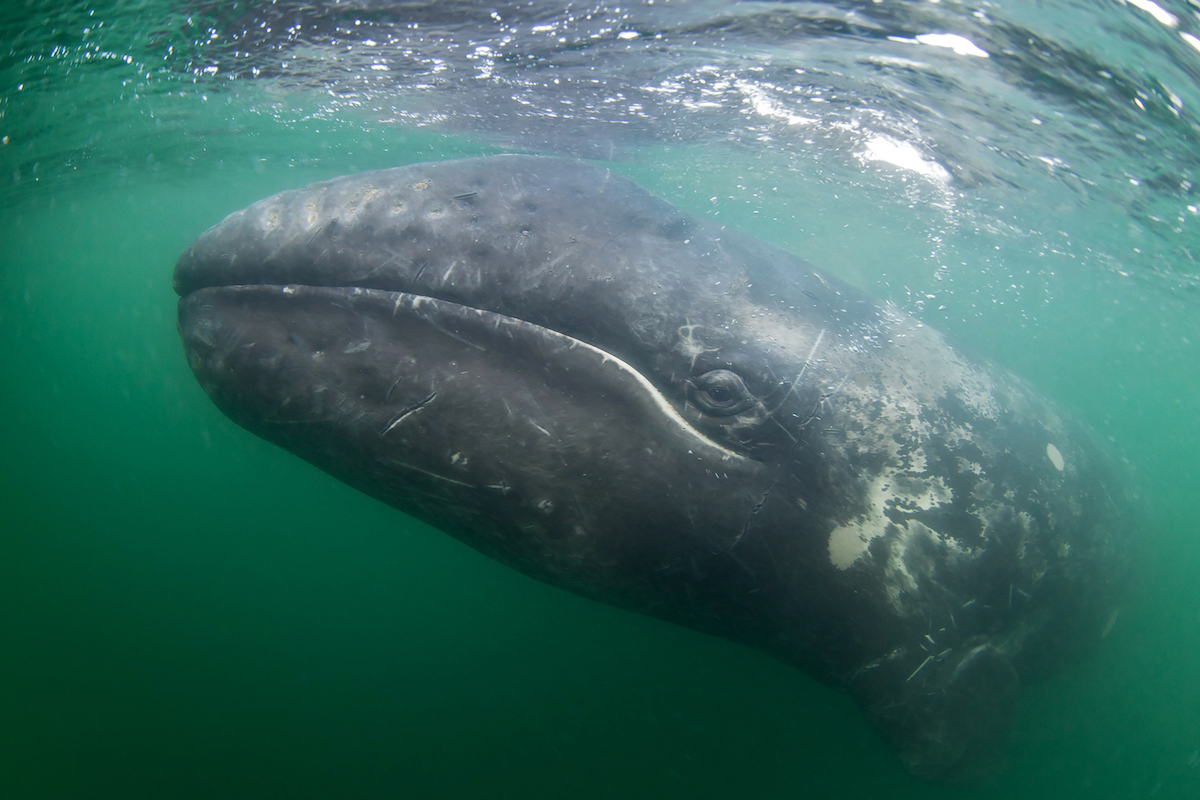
(689, 370, 757, 416)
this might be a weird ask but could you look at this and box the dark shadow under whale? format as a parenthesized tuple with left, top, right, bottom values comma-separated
(174, 154, 1136, 783)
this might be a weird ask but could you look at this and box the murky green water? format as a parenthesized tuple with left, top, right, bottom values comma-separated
(3, 1, 1199, 797)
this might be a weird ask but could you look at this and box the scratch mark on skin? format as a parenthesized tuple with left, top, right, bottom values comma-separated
(850, 656, 885, 683)
(788, 373, 850, 432)
(907, 655, 933, 682)
(368, 247, 404, 275)
(384, 459, 472, 488)
(768, 415, 799, 444)
(730, 485, 774, 551)
(317, 375, 348, 398)
(772, 328, 826, 413)
(226, 326, 248, 352)
(385, 374, 404, 403)
(381, 391, 438, 435)
(515, 386, 551, 424)
(428, 318, 487, 351)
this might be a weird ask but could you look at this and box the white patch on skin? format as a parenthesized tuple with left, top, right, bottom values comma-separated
(968, 502, 1046, 583)
(868, 304, 1002, 424)
(827, 472, 954, 570)
(883, 520, 976, 614)
(957, 457, 983, 475)
(1046, 443, 1065, 471)
(828, 519, 876, 570)
(822, 304, 1012, 606)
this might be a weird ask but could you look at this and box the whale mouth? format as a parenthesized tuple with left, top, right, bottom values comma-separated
(177, 282, 751, 466)
(174, 263, 419, 304)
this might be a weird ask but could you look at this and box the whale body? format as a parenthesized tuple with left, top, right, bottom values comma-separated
(174, 155, 1134, 782)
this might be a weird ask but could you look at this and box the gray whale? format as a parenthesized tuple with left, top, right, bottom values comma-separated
(174, 155, 1135, 782)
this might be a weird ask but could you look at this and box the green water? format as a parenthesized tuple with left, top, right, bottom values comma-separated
(3, 1, 1200, 798)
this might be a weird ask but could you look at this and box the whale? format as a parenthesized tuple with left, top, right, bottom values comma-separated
(174, 154, 1135, 782)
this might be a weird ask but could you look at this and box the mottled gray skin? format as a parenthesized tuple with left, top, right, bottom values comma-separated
(175, 155, 1135, 782)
